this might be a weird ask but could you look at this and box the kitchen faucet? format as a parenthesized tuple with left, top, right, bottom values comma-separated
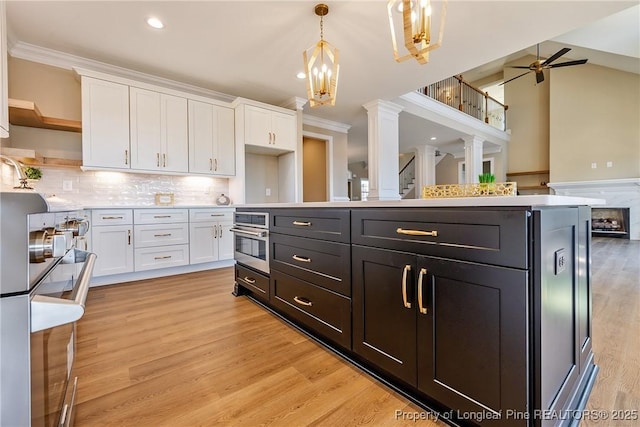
(0, 154, 33, 189)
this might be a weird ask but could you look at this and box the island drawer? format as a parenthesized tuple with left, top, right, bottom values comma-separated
(351, 208, 529, 269)
(270, 209, 350, 243)
(235, 264, 269, 303)
(270, 270, 351, 350)
(134, 209, 189, 224)
(270, 233, 351, 296)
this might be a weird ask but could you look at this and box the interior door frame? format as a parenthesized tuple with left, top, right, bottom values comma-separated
(302, 130, 334, 201)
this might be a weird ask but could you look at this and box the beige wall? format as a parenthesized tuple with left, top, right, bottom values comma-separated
(435, 153, 458, 184)
(302, 124, 349, 200)
(504, 54, 550, 174)
(244, 153, 279, 203)
(302, 137, 327, 202)
(549, 64, 640, 182)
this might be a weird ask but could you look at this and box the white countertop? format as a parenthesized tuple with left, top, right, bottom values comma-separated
(236, 195, 606, 209)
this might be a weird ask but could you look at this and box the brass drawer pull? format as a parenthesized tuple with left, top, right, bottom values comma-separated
(293, 296, 313, 307)
(292, 255, 311, 263)
(154, 255, 172, 260)
(292, 221, 312, 226)
(396, 227, 438, 237)
(243, 277, 256, 284)
(418, 268, 428, 315)
(402, 265, 412, 309)
(154, 233, 172, 237)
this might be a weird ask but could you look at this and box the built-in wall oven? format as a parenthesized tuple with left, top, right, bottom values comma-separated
(230, 211, 269, 274)
(1, 192, 96, 427)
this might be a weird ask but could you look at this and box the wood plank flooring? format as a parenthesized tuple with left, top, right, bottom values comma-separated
(74, 237, 639, 426)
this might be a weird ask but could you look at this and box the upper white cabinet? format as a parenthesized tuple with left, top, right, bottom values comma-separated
(130, 87, 188, 173)
(244, 104, 296, 151)
(0, 1, 8, 138)
(81, 76, 130, 169)
(188, 100, 235, 176)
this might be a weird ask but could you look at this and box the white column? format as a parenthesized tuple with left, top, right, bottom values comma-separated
(363, 99, 404, 200)
(415, 144, 437, 195)
(463, 135, 484, 183)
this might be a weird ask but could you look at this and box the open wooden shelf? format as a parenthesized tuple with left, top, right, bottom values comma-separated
(8, 98, 82, 133)
(506, 170, 549, 177)
(0, 147, 82, 168)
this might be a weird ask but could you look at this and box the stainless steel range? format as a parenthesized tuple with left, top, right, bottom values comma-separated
(1, 192, 96, 427)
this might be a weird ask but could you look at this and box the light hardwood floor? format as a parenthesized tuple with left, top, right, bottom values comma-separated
(74, 237, 639, 426)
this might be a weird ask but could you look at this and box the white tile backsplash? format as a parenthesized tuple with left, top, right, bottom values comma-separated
(1, 165, 230, 207)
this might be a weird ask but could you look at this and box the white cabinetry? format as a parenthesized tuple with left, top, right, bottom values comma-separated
(0, 1, 8, 138)
(130, 88, 188, 173)
(188, 100, 235, 176)
(189, 209, 234, 264)
(81, 77, 130, 169)
(244, 104, 296, 151)
(90, 209, 134, 276)
(133, 209, 189, 271)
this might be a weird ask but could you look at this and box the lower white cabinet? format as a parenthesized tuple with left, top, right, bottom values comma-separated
(91, 209, 134, 277)
(134, 223, 189, 248)
(135, 244, 190, 271)
(189, 209, 234, 264)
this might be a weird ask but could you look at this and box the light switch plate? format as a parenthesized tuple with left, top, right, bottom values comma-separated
(62, 180, 73, 191)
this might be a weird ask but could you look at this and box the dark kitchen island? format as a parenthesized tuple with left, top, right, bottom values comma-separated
(234, 196, 602, 427)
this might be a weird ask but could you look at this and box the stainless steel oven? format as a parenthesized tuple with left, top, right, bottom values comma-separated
(1, 192, 96, 427)
(230, 211, 269, 274)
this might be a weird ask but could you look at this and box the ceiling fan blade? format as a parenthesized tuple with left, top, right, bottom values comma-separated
(548, 59, 589, 68)
(508, 66, 532, 69)
(536, 71, 545, 84)
(500, 70, 531, 85)
(542, 47, 571, 65)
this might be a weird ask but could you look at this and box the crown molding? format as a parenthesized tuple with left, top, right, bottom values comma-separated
(302, 115, 351, 134)
(9, 41, 236, 103)
(280, 97, 307, 111)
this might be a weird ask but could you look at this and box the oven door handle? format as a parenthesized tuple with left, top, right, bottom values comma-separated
(30, 251, 97, 333)
(229, 227, 268, 238)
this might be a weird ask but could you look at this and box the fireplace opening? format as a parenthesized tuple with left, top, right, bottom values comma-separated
(592, 207, 630, 239)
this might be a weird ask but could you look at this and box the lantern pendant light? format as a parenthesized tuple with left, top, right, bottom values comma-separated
(303, 4, 340, 107)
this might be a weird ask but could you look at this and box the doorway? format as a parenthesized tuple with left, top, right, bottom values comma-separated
(302, 136, 328, 202)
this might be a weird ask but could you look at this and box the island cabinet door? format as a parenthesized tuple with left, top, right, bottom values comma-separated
(352, 245, 418, 387)
(416, 256, 529, 426)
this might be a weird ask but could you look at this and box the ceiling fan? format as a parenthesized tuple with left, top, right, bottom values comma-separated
(501, 44, 588, 85)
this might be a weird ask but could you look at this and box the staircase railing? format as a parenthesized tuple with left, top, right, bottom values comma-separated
(417, 75, 508, 131)
(399, 156, 416, 195)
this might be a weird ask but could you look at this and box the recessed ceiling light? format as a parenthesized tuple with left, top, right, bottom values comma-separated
(430, 136, 437, 140)
(296, 72, 306, 79)
(147, 17, 164, 29)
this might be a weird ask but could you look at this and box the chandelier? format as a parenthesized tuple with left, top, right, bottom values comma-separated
(303, 4, 340, 107)
(388, 0, 447, 64)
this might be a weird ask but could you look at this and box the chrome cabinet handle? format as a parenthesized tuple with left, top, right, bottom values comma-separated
(154, 215, 172, 218)
(268, 132, 272, 144)
(243, 277, 256, 284)
(273, 132, 276, 144)
(402, 265, 412, 309)
(103, 216, 124, 220)
(154, 255, 172, 260)
(154, 233, 171, 237)
(418, 268, 428, 315)
(163, 153, 166, 167)
(292, 221, 311, 226)
(125, 149, 128, 165)
(214, 158, 218, 171)
(396, 227, 438, 237)
(209, 158, 213, 171)
(127, 229, 131, 245)
(156, 153, 160, 167)
(292, 254, 311, 263)
(214, 225, 218, 238)
(293, 296, 313, 307)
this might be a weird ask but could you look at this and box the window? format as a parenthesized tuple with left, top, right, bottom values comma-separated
(360, 179, 369, 201)
(458, 158, 494, 183)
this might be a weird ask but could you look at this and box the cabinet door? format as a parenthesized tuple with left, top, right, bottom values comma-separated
(271, 111, 296, 151)
(352, 245, 417, 386)
(217, 221, 234, 261)
(160, 94, 188, 173)
(130, 87, 161, 170)
(214, 106, 235, 176)
(81, 77, 130, 168)
(416, 256, 528, 424)
(188, 101, 234, 175)
(189, 221, 217, 264)
(244, 104, 271, 148)
(91, 225, 134, 276)
(0, 1, 8, 138)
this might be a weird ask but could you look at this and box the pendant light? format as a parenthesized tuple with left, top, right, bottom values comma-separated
(388, 0, 447, 64)
(303, 4, 340, 107)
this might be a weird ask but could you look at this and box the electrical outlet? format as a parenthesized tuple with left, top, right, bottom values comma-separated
(606, 161, 613, 168)
(265, 188, 271, 196)
(555, 249, 566, 275)
(591, 162, 597, 169)
(62, 180, 73, 191)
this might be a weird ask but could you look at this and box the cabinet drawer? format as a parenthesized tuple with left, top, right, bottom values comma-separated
(352, 208, 529, 269)
(134, 244, 189, 271)
(270, 209, 350, 243)
(271, 233, 350, 296)
(271, 270, 351, 350)
(189, 209, 233, 223)
(91, 209, 133, 226)
(134, 223, 189, 248)
(235, 264, 269, 303)
(134, 209, 188, 224)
